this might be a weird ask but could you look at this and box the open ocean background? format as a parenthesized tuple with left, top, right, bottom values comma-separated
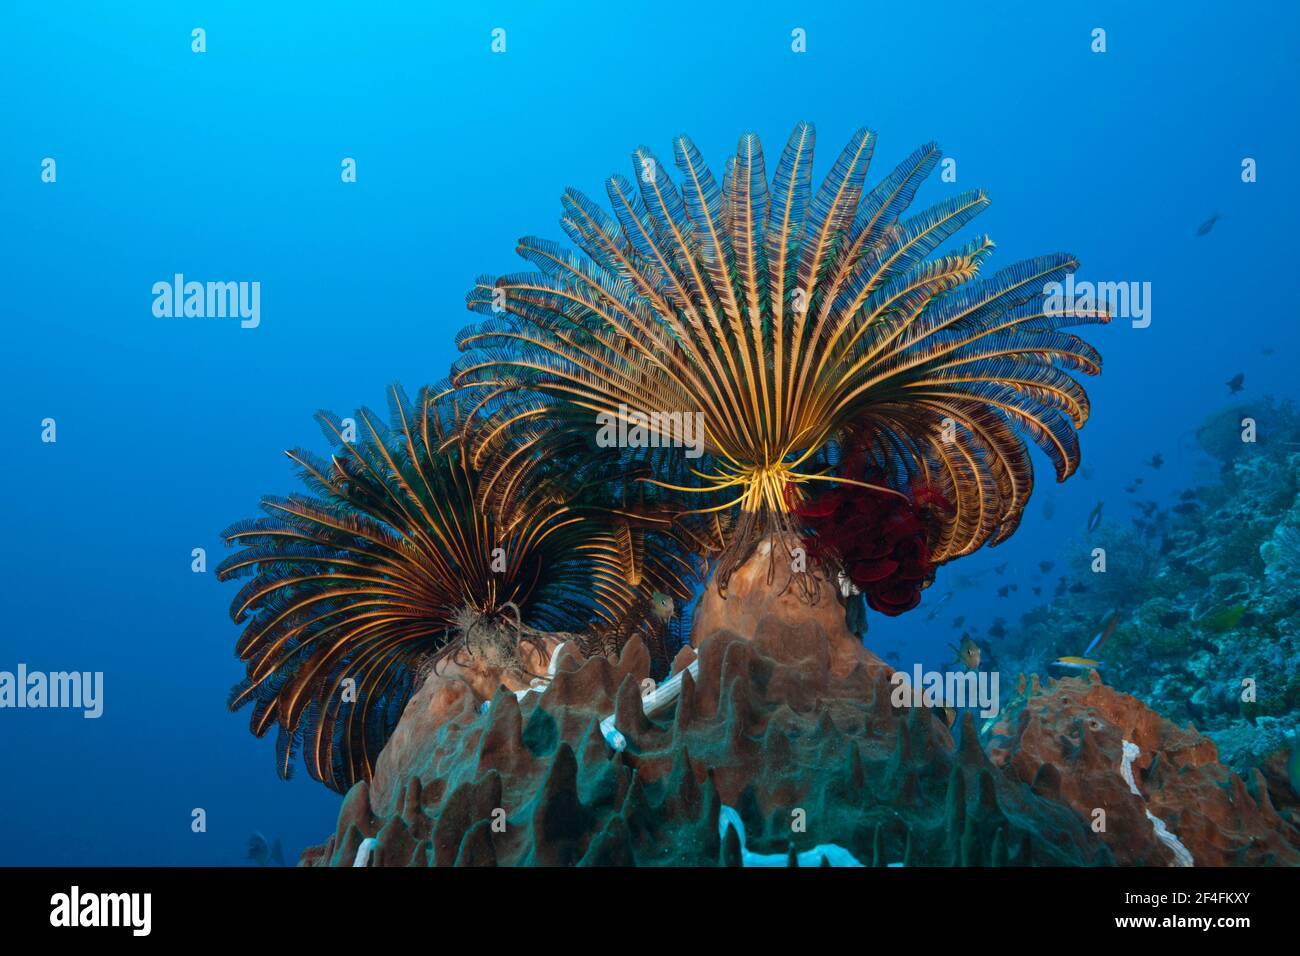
(1, 0, 1296, 864)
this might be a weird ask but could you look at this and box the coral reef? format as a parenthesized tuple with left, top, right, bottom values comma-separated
(220, 120, 1296, 868)
(224, 123, 1113, 805)
(305, 643, 1108, 865)
(990, 672, 1299, 865)
(302, 552, 1115, 867)
(306, 546, 1300, 868)
(302, 545, 1299, 867)
(997, 399, 1300, 798)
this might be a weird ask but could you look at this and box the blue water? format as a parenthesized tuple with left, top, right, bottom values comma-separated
(2, 0, 1296, 864)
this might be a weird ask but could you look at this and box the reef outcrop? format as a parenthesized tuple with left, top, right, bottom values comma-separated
(302, 544, 1298, 867)
(989, 671, 1299, 865)
(303, 551, 1106, 867)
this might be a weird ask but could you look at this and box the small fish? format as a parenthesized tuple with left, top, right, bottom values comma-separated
(994, 563, 1008, 575)
(1179, 489, 1198, 502)
(650, 590, 675, 622)
(1226, 372, 1245, 394)
(1080, 466, 1095, 480)
(1068, 582, 1087, 594)
(987, 618, 1008, 640)
(1031, 586, 1041, 596)
(1050, 655, 1104, 672)
(1147, 452, 1164, 469)
(1262, 347, 1274, 357)
(1054, 579, 1068, 597)
(951, 615, 965, 628)
(1124, 485, 1136, 494)
(247, 832, 287, 868)
(997, 585, 1010, 598)
(924, 591, 955, 622)
(1134, 477, 1144, 485)
(1042, 498, 1057, 520)
(1172, 502, 1200, 516)
(1038, 560, 1054, 573)
(1087, 501, 1104, 533)
(949, 636, 981, 670)
(1085, 611, 1121, 657)
(1195, 213, 1220, 236)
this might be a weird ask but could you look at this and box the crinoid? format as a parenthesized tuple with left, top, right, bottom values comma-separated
(454, 123, 1108, 595)
(218, 385, 691, 791)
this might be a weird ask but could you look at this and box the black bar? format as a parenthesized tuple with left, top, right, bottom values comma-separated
(0, 866, 1289, 941)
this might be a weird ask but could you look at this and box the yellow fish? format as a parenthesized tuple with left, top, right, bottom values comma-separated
(1050, 655, 1103, 671)
(1051, 612, 1118, 672)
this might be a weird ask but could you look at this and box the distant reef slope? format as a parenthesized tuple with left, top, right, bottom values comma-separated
(1000, 398, 1300, 807)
